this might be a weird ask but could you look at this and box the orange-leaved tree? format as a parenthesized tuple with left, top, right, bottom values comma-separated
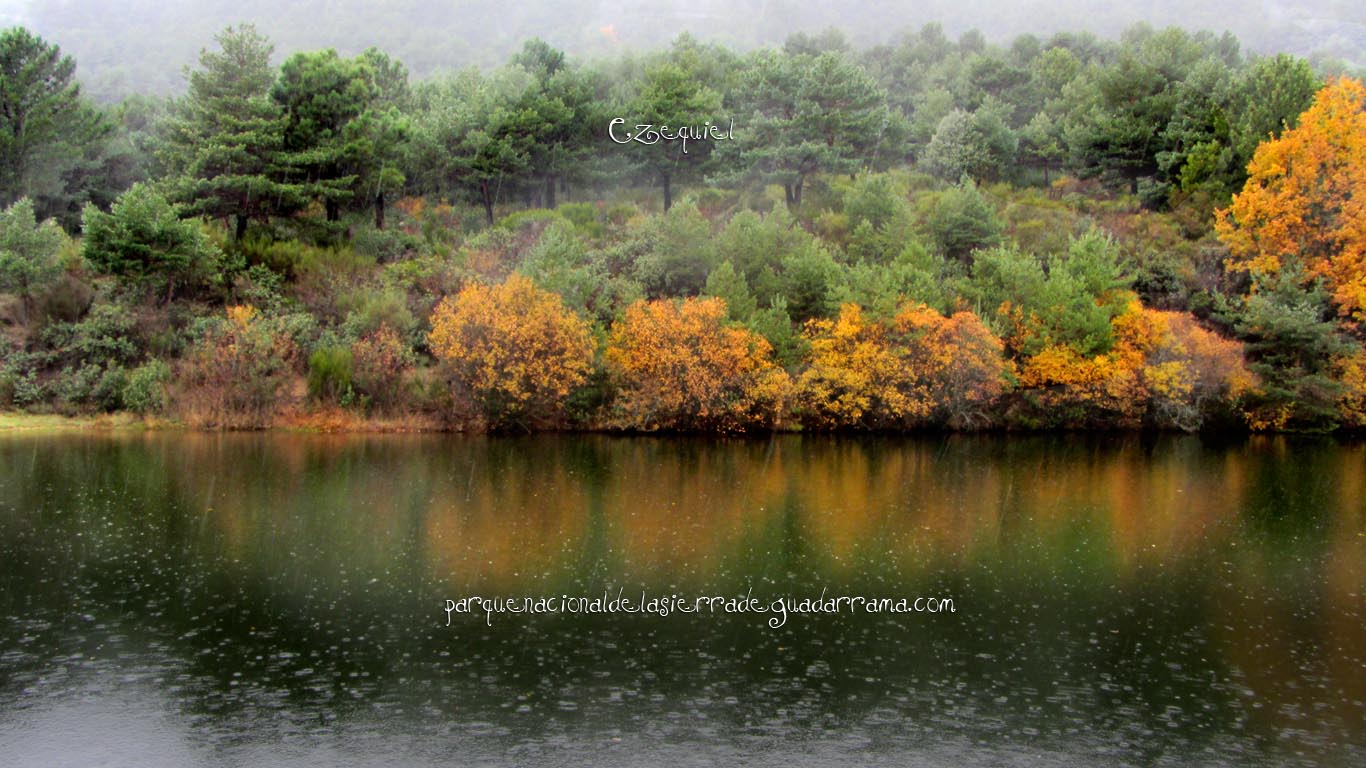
(1336, 348, 1366, 429)
(1018, 300, 1252, 430)
(1112, 303, 1255, 430)
(796, 302, 1010, 430)
(895, 305, 1012, 429)
(428, 273, 594, 428)
(604, 297, 790, 432)
(1216, 77, 1366, 322)
(796, 303, 928, 429)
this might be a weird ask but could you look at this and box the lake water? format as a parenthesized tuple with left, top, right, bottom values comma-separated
(0, 432, 1361, 767)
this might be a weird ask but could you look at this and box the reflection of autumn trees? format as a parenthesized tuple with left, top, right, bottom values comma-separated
(137, 434, 1307, 592)
(7, 432, 1358, 755)
(1206, 442, 1365, 761)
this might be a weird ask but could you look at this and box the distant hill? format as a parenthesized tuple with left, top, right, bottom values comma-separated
(13, 0, 1366, 101)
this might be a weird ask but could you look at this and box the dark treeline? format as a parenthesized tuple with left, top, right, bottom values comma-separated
(1, 22, 1363, 433)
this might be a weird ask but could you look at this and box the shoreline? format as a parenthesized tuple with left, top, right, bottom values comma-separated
(2, 410, 1360, 439)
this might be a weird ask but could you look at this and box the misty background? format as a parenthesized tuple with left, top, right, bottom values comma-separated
(2, 0, 1362, 100)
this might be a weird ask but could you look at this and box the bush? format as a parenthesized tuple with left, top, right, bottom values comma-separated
(605, 297, 791, 433)
(929, 181, 1002, 261)
(350, 324, 414, 411)
(427, 274, 594, 428)
(351, 226, 420, 263)
(176, 305, 300, 428)
(123, 360, 171, 415)
(40, 301, 140, 370)
(81, 184, 227, 302)
(496, 208, 570, 235)
(557, 202, 606, 240)
(307, 346, 353, 403)
(50, 362, 126, 413)
(341, 285, 417, 340)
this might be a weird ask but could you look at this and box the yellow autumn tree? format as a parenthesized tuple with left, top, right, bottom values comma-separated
(1017, 343, 1145, 428)
(1019, 300, 1253, 430)
(1112, 304, 1255, 430)
(893, 304, 1012, 429)
(604, 297, 790, 432)
(797, 303, 929, 429)
(1216, 77, 1366, 322)
(796, 302, 1010, 429)
(1336, 348, 1366, 429)
(428, 274, 594, 427)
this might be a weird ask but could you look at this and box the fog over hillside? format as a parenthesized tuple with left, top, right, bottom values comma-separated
(6, 0, 1364, 100)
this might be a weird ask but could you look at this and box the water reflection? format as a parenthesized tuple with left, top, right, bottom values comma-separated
(0, 432, 1361, 766)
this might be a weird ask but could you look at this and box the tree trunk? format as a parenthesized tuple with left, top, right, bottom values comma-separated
(325, 199, 340, 222)
(374, 192, 385, 230)
(544, 174, 556, 209)
(662, 173, 672, 212)
(793, 175, 804, 207)
(784, 184, 794, 207)
(480, 181, 495, 225)
(235, 214, 248, 241)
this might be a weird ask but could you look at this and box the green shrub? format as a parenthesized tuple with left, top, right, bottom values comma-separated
(123, 360, 170, 415)
(341, 286, 416, 340)
(351, 226, 420, 263)
(92, 365, 128, 412)
(308, 346, 353, 402)
(929, 181, 1003, 261)
(52, 362, 125, 412)
(39, 301, 139, 369)
(497, 208, 570, 234)
(557, 202, 605, 239)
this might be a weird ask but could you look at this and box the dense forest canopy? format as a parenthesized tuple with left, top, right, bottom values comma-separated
(3, 0, 1364, 100)
(0, 11, 1364, 434)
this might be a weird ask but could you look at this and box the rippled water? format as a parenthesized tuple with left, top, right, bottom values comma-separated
(0, 433, 1361, 766)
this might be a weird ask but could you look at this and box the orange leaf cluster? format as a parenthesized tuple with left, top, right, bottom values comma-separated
(797, 303, 1011, 429)
(1019, 300, 1253, 429)
(605, 297, 790, 432)
(1335, 348, 1366, 429)
(428, 273, 593, 426)
(1216, 77, 1366, 322)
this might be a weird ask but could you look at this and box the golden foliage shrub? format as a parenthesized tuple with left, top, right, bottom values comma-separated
(1018, 300, 1252, 430)
(797, 303, 1011, 429)
(427, 274, 593, 428)
(605, 297, 790, 432)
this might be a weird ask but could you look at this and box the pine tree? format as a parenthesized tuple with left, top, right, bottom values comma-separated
(163, 25, 303, 239)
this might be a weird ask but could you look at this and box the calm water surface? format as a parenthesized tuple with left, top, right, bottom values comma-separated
(0, 433, 1362, 767)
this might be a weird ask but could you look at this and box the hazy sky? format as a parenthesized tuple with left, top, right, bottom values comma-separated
(5, 0, 1363, 100)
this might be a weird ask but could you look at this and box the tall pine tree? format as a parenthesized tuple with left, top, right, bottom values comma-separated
(163, 25, 302, 240)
